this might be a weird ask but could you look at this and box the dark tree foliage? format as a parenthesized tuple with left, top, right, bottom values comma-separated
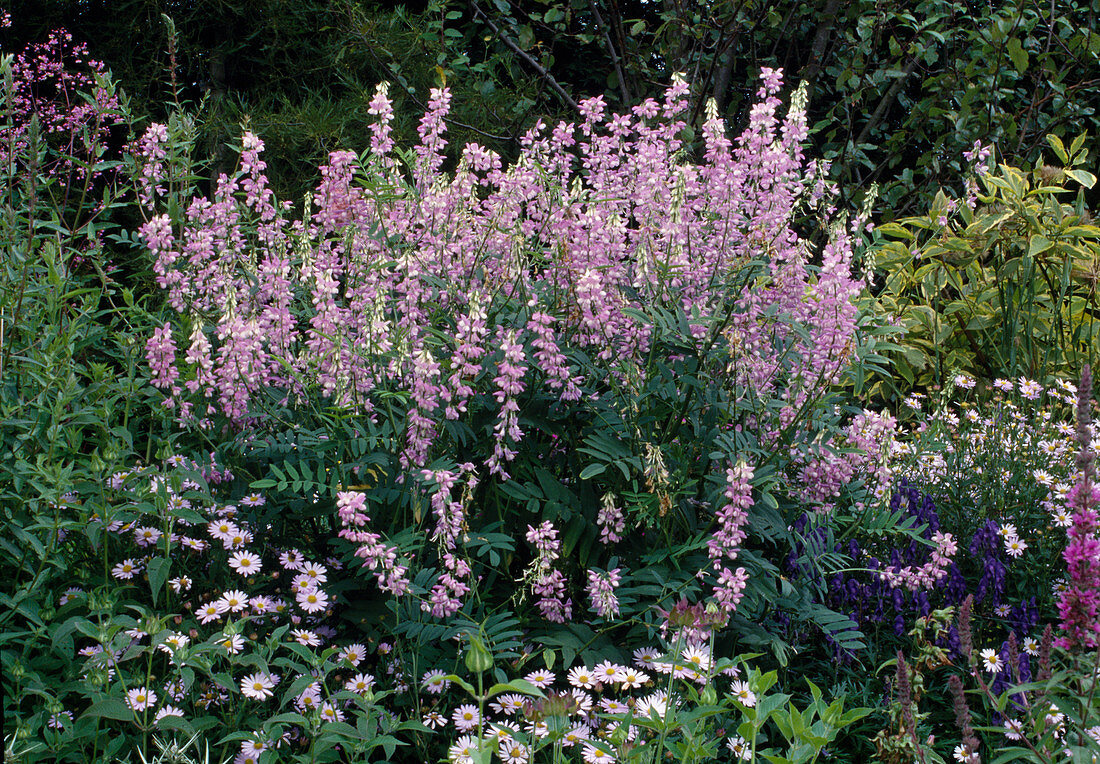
(6, 0, 1098, 216)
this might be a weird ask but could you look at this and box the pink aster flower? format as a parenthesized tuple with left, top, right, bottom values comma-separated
(339, 643, 367, 666)
(421, 670, 451, 694)
(296, 587, 329, 613)
(524, 669, 555, 688)
(240, 672, 276, 701)
(126, 686, 157, 712)
(452, 703, 480, 731)
(197, 600, 228, 624)
(228, 551, 262, 575)
(218, 589, 249, 612)
(154, 705, 184, 723)
(345, 673, 375, 694)
(279, 549, 306, 570)
(290, 629, 321, 647)
(319, 702, 344, 723)
(112, 559, 141, 580)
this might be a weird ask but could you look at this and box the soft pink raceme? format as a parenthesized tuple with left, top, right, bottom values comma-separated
(138, 69, 872, 620)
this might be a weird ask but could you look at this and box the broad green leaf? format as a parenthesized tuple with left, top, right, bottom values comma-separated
(1066, 169, 1097, 189)
(147, 556, 170, 606)
(82, 697, 133, 721)
(1007, 37, 1028, 72)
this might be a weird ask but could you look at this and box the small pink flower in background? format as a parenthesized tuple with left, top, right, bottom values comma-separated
(154, 705, 184, 724)
(421, 670, 450, 693)
(47, 711, 73, 729)
(126, 686, 157, 712)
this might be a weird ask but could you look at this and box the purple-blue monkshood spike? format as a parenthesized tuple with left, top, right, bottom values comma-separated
(944, 563, 967, 605)
(970, 520, 1002, 556)
(915, 590, 931, 618)
(846, 539, 861, 559)
(892, 589, 906, 636)
(942, 625, 963, 662)
(1008, 597, 1038, 637)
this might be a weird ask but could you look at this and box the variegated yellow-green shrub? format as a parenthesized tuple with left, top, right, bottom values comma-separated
(864, 134, 1098, 401)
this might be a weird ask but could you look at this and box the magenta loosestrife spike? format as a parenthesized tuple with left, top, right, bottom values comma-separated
(1056, 365, 1100, 651)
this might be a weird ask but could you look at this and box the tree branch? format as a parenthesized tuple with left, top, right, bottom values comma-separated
(801, 0, 843, 86)
(470, 0, 580, 112)
(853, 54, 921, 150)
(587, 0, 631, 104)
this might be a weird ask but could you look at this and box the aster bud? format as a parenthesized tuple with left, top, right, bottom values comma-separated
(464, 634, 493, 675)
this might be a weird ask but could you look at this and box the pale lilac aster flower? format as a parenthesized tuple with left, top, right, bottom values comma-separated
(296, 587, 329, 613)
(228, 551, 262, 575)
(346, 673, 375, 694)
(452, 703, 480, 731)
(218, 590, 249, 612)
(112, 559, 141, 580)
(524, 669, 555, 688)
(126, 686, 157, 712)
(422, 670, 450, 694)
(240, 672, 276, 700)
(567, 666, 595, 689)
(155, 705, 184, 723)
